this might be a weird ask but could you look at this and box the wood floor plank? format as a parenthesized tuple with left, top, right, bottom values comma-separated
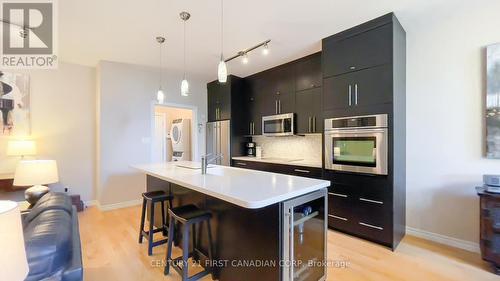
(78, 206, 497, 281)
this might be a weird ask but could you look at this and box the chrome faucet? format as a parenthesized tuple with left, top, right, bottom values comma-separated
(201, 153, 223, 174)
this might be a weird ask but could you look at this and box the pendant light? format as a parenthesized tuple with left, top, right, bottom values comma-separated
(156, 36, 166, 104)
(180, 12, 190, 96)
(217, 0, 227, 83)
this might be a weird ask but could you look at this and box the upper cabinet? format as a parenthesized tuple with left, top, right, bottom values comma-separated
(296, 52, 322, 92)
(207, 75, 243, 122)
(322, 13, 405, 114)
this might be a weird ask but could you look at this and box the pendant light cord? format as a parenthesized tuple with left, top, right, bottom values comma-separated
(159, 41, 162, 90)
(183, 20, 186, 80)
(220, 0, 224, 60)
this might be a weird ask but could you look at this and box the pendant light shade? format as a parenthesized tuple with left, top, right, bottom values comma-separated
(157, 89, 165, 104)
(181, 79, 189, 96)
(218, 58, 227, 83)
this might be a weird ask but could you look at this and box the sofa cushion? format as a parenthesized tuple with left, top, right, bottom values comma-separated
(24, 209, 72, 281)
(24, 192, 73, 225)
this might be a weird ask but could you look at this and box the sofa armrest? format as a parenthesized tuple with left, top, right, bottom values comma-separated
(62, 206, 83, 281)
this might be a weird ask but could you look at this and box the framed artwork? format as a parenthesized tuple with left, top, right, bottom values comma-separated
(0, 71, 30, 137)
(487, 43, 500, 158)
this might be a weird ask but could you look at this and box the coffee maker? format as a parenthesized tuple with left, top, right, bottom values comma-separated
(245, 142, 256, 157)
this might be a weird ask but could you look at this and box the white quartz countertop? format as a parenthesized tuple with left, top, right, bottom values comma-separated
(132, 161, 329, 209)
(231, 156, 323, 169)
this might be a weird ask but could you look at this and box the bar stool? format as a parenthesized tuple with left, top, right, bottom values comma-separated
(164, 204, 214, 281)
(138, 190, 173, 256)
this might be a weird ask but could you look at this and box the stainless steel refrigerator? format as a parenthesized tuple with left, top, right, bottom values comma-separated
(206, 120, 230, 166)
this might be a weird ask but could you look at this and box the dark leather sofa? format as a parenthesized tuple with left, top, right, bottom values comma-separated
(22, 192, 83, 281)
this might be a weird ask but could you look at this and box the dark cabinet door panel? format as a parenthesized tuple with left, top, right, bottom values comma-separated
(268, 65, 295, 94)
(352, 65, 393, 107)
(323, 74, 354, 111)
(322, 24, 393, 77)
(277, 92, 295, 114)
(296, 88, 322, 133)
(296, 53, 322, 92)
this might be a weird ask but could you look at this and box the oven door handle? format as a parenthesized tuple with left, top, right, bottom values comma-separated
(325, 128, 387, 134)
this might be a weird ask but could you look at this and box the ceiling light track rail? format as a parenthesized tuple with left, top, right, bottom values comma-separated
(224, 39, 271, 63)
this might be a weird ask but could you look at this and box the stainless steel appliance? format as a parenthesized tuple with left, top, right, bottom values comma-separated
(282, 189, 327, 281)
(262, 113, 294, 136)
(324, 114, 388, 175)
(206, 120, 230, 166)
(245, 142, 256, 156)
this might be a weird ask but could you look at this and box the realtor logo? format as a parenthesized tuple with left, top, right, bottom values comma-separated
(1, 0, 58, 69)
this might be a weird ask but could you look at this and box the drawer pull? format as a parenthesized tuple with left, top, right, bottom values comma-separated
(359, 198, 384, 205)
(359, 222, 383, 230)
(235, 162, 247, 166)
(329, 214, 348, 221)
(329, 192, 348, 198)
(294, 169, 310, 173)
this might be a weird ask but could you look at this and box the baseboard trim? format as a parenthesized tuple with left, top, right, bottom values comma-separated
(98, 199, 142, 211)
(406, 226, 480, 253)
(84, 200, 99, 207)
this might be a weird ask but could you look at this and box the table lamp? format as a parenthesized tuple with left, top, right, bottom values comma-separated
(7, 140, 37, 158)
(14, 160, 59, 205)
(0, 200, 29, 281)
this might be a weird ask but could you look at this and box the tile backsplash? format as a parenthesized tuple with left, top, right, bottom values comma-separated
(251, 134, 322, 162)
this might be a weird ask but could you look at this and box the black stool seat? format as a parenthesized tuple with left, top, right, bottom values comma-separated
(164, 204, 214, 281)
(142, 190, 172, 202)
(138, 190, 173, 256)
(169, 204, 211, 223)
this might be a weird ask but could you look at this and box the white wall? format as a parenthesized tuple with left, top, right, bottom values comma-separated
(96, 61, 207, 206)
(0, 63, 96, 201)
(404, 1, 500, 246)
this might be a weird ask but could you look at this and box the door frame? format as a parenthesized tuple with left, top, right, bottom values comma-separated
(150, 102, 200, 162)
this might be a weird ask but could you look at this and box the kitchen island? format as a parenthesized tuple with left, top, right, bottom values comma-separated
(133, 161, 330, 281)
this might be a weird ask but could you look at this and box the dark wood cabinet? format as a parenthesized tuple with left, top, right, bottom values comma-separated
(323, 64, 392, 112)
(321, 13, 406, 250)
(296, 88, 322, 133)
(207, 79, 232, 122)
(477, 186, 500, 275)
(322, 23, 393, 78)
(296, 52, 322, 92)
(231, 159, 322, 179)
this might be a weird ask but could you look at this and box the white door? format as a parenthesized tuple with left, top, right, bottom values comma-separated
(152, 113, 167, 162)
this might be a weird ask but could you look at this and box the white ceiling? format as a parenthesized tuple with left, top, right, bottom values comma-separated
(58, 0, 458, 82)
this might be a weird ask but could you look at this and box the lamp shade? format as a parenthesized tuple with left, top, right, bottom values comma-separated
(14, 160, 59, 186)
(7, 140, 37, 156)
(0, 201, 29, 281)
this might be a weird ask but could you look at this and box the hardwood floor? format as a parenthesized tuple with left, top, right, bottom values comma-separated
(79, 206, 497, 281)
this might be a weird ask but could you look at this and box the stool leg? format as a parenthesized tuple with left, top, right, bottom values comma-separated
(138, 198, 146, 244)
(182, 223, 190, 281)
(206, 220, 215, 279)
(148, 201, 155, 256)
(164, 216, 175, 275)
(161, 200, 167, 236)
(192, 224, 198, 262)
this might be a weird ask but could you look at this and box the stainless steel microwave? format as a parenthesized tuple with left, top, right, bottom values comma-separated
(262, 113, 294, 136)
(324, 114, 388, 175)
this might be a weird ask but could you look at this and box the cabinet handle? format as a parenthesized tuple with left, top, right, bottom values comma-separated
(308, 117, 312, 133)
(348, 85, 352, 106)
(235, 162, 247, 166)
(359, 197, 383, 205)
(294, 169, 310, 173)
(359, 222, 383, 231)
(329, 192, 348, 198)
(354, 84, 358, 105)
(278, 100, 281, 114)
(252, 122, 255, 135)
(249, 122, 252, 135)
(329, 214, 348, 221)
(275, 100, 278, 114)
(313, 116, 316, 133)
